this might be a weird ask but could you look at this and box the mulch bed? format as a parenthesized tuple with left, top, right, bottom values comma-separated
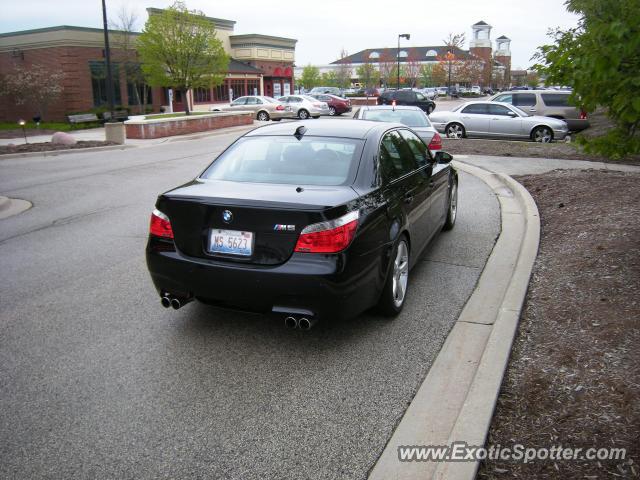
(478, 169, 640, 479)
(0, 141, 117, 155)
(442, 138, 640, 165)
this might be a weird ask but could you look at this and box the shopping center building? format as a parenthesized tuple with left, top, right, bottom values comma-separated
(0, 8, 297, 121)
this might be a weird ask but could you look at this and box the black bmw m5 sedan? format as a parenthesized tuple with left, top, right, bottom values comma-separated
(146, 119, 458, 329)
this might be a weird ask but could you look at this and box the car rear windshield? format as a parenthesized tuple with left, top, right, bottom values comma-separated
(362, 109, 430, 127)
(541, 94, 570, 106)
(200, 136, 364, 186)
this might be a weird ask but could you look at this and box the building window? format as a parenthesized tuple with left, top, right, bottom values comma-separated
(369, 51, 380, 59)
(399, 50, 408, 58)
(194, 87, 212, 103)
(127, 82, 152, 106)
(89, 61, 121, 106)
(230, 79, 245, 98)
(214, 82, 230, 102)
(426, 49, 438, 57)
(247, 79, 259, 96)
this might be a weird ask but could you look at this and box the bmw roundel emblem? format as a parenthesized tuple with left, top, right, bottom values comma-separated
(222, 209, 233, 223)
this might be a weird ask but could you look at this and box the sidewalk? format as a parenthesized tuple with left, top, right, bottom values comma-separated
(0, 121, 260, 149)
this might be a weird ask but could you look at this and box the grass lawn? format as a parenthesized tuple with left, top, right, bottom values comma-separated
(0, 121, 102, 132)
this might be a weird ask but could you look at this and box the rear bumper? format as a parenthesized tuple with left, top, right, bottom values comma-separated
(146, 243, 385, 320)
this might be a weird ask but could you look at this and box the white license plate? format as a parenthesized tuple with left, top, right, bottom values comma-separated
(209, 229, 253, 256)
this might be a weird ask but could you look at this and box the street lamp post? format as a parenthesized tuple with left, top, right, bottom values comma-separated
(101, 0, 115, 122)
(397, 33, 410, 90)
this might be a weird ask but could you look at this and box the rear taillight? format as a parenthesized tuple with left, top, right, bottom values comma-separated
(294, 211, 359, 253)
(150, 208, 174, 239)
(276, 105, 285, 111)
(579, 109, 587, 120)
(428, 132, 442, 151)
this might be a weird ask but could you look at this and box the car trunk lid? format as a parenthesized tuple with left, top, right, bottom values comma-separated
(157, 180, 359, 266)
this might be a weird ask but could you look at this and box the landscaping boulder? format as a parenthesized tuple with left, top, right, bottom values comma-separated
(51, 132, 77, 145)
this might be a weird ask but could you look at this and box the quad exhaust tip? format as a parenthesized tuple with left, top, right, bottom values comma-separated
(284, 316, 298, 329)
(161, 293, 192, 310)
(284, 315, 317, 330)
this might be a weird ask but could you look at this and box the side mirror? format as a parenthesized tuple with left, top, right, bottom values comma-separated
(507, 111, 517, 118)
(434, 151, 453, 164)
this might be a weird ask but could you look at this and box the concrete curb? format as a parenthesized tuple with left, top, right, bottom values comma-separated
(0, 144, 135, 160)
(0, 196, 32, 219)
(368, 160, 540, 480)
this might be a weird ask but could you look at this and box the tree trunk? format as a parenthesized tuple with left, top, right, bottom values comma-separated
(183, 88, 190, 115)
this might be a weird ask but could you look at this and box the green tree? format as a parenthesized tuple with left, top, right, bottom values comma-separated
(419, 64, 434, 87)
(525, 72, 540, 89)
(301, 65, 320, 89)
(137, 1, 228, 115)
(356, 61, 380, 92)
(320, 71, 338, 87)
(533, 0, 640, 158)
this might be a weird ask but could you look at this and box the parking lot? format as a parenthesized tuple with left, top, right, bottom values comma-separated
(0, 129, 499, 479)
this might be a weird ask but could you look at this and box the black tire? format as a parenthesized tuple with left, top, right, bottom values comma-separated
(377, 235, 410, 317)
(445, 122, 465, 139)
(256, 111, 270, 121)
(272, 118, 282, 122)
(312, 116, 320, 119)
(328, 106, 336, 116)
(298, 109, 310, 119)
(443, 177, 458, 231)
(532, 126, 553, 143)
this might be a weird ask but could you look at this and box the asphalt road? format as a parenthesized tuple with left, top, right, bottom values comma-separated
(0, 129, 499, 480)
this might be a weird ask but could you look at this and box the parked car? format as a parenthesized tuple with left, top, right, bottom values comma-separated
(353, 105, 442, 152)
(308, 86, 345, 97)
(308, 94, 352, 116)
(489, 90, 589, 131)
(277, 95, 330, 119)
(429, 101, 569, 142)
(210, 95, 291, 121)
(471, 86, 481, 95)
(421, 88, 438, 100)
(146, 119, 458, 325)
(377, 89, 436, 114)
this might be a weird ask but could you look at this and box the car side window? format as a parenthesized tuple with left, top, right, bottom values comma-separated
(245, 97, 258, 105)
(378, 131, 417, 184)
(397, 91, 413, 102)
(488, 104, 513, 116)
(290, 96, 302, 103)
(461, 104, 489, 114)
(399, 130, 430, 167)
(514, 94, 536, 107)
(495, 94, 512, 103)
(231, 97, 247, 106)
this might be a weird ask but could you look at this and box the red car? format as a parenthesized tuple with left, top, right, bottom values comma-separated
(309, 94, 352, 116)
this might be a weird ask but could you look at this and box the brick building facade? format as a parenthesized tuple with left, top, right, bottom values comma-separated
(0, 9, 297, 122)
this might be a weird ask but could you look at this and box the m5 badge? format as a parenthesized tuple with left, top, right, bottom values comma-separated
(274, 224, 296, 231)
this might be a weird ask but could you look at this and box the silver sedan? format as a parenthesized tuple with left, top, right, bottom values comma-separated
(429, 101, 569, 142)
(210, 96, 291, 121)
(277, 95, 330, 119)
(353, 105, 441, 152)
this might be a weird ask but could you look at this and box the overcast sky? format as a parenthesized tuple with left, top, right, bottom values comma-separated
(2, 0, 580, 69)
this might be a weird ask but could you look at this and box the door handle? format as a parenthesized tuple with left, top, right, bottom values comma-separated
(530, 109, 537, 112)
(492, 118, 501, 120)
(404, 193, 414, 204)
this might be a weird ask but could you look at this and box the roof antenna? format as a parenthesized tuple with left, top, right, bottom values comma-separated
(294, 125, 307, 140)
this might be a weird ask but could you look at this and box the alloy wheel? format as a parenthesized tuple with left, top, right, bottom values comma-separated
(298, 109, 309, 119)
(329, 106, 336, 116)
(446, 124, 463, 139)
(392, 240, 409, 308)
(534, 127, 552, 143)
(449, 181, 458, 224)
